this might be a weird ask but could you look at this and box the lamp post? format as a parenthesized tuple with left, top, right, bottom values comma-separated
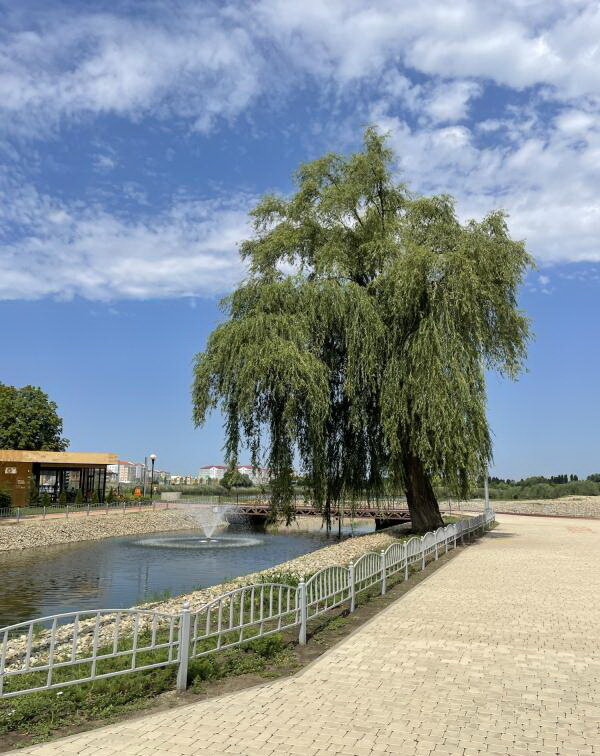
(484, 469, 490, 512)
(149, 454, 157, 502)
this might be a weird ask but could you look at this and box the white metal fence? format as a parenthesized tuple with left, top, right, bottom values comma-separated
(0, 510, 494, 699)
(0, 500, 171, 522)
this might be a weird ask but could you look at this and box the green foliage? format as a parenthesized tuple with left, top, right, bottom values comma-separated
(58, 489, 67, 505)
(74, 488, 83, 505)
(0, 487, 11, 508)
(0, 383, 69, 451)
(106, 487, 116, 504)
(41, 491, 51, 507)
(28, 475, 39, 505)
(192, 128, 532, 529)
(221, 464, 253, 489)
(188, 633, 287, 690)
(483, 478, 600, 500)
(91, 489, 99, 504)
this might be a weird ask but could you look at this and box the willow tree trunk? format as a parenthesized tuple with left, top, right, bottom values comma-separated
(403, 453, 444, 532)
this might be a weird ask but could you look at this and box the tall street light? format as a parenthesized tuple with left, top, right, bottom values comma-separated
(150, 454, 157, 501)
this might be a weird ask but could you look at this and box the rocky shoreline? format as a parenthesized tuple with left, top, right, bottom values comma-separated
(443, 495, 600, 518)
(0, 510, 199, 552)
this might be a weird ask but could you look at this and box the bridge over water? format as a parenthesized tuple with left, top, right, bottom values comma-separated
(228, 495, 411, 530)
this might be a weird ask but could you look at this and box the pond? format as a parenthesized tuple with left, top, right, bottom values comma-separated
(0, 523, 373, 627)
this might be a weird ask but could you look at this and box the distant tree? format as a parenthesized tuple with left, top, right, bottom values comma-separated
(0, 487, 11, 508)
(28, 475, 39, 505)
(587, 473, 600, 483)
(221, 465, 253, 489)
(0, 383, 69, 451)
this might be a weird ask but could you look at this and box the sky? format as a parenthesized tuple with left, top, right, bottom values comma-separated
(1, 0, 599, 479)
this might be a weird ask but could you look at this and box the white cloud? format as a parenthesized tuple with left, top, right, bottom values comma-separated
(256, 0, 600, 100)
(0, 6, 264, 137)
(93, 154, 117, 172)
(371, 104, 600, 264)
(2, 1, 600, 137)
(1, 0, 600, 300)
(0, 176, 252, 299)
(423, 81, 482, 123)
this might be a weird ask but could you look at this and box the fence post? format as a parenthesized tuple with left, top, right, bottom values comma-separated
(43, 506, 46, 521)
(445, 531, 448, 554)
(153, 500, 156, 511)
(380, 550, 386, 595)
(176, 602, 191, 693)
(66, 505, 69, 519)
(298, 581, 307, 645)
(349, 563, 356, 613)
(421, 538, 425, 570)
(404, 545, 409, 581)
(434, 536, 438, 561)
(17, 507, 20, 523)
(87, 502, 90, 516)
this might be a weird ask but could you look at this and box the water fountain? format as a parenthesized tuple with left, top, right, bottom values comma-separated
(136, 499, 263, 550)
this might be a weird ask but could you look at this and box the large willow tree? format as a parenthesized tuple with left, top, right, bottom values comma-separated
(193, 129, 531, 531)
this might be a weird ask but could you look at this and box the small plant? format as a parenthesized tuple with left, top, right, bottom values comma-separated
(28, 476, 39, 506)
(244, 634, 285, 658)
(106, 487, 116, 504)
(91, 489, 99, 504)
(41, 491, 51, 507)
(74, 488, 83, 506)
(58, 489, 67, 505)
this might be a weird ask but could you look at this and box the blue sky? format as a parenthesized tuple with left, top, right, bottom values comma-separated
(1, 1, 599, 478)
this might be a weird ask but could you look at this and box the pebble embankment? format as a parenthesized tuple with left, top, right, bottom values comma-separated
(0, 510, 199, 552)
(443, 495, 600, 518)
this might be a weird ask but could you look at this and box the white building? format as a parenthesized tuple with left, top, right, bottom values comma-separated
(107, 461, 136, 484)
(198, 464, 270, 485)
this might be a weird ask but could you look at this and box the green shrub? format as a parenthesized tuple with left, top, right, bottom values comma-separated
(245, 634, 285, 658)
(58, 489, 67, 505)
(0, 488, 11, 508)
(75, 488, 83, 505)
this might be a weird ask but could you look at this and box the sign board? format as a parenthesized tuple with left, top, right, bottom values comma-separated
(133, 487, 142, 497)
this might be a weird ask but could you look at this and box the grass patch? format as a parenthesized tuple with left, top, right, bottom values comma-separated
(0, 633, 292, 746)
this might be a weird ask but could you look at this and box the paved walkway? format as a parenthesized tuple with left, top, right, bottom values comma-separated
(13, 515, 600, 755)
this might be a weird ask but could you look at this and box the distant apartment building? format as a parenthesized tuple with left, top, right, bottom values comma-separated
(132, 463, 145, 481)
(198, 464, 270, 485)
(107, 461, 136, 485)
(170, 475, 199, 486)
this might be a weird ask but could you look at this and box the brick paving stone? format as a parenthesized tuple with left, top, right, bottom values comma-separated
(8, 514, 600, 755)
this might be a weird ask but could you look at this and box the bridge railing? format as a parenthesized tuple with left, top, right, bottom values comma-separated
(0, 510, 494, 699)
